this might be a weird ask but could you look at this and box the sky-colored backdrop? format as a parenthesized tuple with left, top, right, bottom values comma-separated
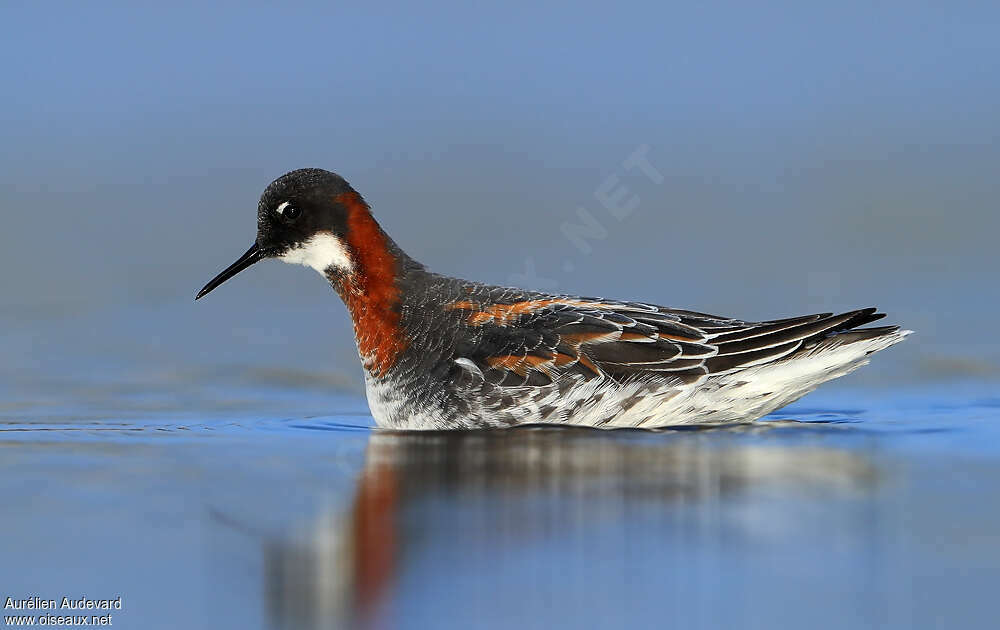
(2, 1, 998, 395)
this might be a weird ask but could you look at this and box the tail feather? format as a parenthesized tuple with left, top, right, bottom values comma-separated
(684, 325, 912, 423)
(706, 307, 899, 373)
(804, 325, 912, 356)
(828, 324, 900, 343)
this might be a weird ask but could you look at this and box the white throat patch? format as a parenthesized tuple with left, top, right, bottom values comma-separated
(279, 232, 354, 275)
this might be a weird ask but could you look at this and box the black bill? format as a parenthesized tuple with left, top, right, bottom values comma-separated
(195, 243, 264, 300)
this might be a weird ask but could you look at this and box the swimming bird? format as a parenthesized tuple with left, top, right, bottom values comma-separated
(196, 168, 910, 430)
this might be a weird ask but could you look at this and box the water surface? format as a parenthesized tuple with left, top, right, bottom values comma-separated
(3, 381, 998, 629)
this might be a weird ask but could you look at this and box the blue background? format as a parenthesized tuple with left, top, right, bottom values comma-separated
(3, 1, 998, 394)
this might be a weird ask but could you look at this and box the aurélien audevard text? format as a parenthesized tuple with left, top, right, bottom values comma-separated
(5, 596, 122, 611)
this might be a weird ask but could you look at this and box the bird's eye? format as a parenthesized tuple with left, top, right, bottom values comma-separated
(283, 205, 301, 220)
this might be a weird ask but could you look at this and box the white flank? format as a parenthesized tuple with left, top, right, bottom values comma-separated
(280, 232, 354, 274)
(364, 329, 913, 430)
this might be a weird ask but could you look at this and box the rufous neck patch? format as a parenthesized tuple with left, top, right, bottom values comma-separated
(336, 191, 407, 375)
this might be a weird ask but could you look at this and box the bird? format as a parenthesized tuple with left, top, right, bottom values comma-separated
(196, 168, 911, 430)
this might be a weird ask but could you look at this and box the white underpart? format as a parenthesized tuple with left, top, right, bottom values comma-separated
(366, 377, 409, 429)
(365, 329, 912, 430)
(638, 329, 914, 426)
(279, 232, 354, 275)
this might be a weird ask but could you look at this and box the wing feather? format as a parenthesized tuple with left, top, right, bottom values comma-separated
(449, 297, 887, 387)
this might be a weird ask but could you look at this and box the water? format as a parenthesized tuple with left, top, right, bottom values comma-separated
(0, 273, 996, 630)
(3, 355, 998, 629)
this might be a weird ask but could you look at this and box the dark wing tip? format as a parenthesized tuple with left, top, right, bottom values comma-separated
(843, 307, 885, 329)
(705, 307, 898, 374)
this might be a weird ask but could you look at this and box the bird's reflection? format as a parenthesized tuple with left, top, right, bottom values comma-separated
(265, 425, 879, 629)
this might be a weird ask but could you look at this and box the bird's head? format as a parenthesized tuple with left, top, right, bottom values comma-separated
(196, 168, 366, 300)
